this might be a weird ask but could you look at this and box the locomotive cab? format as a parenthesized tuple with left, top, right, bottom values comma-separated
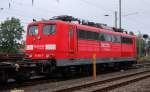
(26, 21, 57, 60)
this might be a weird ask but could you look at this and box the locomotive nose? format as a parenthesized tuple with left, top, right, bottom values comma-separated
(26, 44, 56, 59)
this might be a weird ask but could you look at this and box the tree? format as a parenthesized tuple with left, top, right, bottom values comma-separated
(0, 17, 24, 54)
(129, 31, 134, 35)
(143, 34, 149, 56)
(136, 32, 147, 57)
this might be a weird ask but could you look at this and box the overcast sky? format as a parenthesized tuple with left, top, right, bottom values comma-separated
(0, 0, 150, 36)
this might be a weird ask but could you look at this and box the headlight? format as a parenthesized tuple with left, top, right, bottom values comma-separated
(26, 45, 33, 50)
(45, 44, 56, 50)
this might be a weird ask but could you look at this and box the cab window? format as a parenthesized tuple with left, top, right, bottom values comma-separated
(28, 25, 38, 36)
(43, 25, 56, 35)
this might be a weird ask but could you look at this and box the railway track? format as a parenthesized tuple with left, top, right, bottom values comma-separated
(1, 62, 150, 92)
(0, 73, 89, 91)
(54, 69, 150, 92)
(0, 76, 64, 91)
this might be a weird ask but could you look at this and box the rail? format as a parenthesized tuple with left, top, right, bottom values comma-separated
(54, 69, 150, 92)
(0, 54, 25, 61)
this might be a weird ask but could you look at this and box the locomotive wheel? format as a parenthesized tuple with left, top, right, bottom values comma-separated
(60, 67, 70, 77)
(60, 67, 76, 77)
(0, 70, 8, 84)
(15, 71, 30, 83)
(15, 75, 30, 83)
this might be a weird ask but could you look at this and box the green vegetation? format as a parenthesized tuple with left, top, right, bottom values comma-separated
(0, 17, 24, 54)
(136, 32, 150, 61)
(136, 37, 145, 57)
(138, 56, 150, 62)
(129, 31, 134, 35)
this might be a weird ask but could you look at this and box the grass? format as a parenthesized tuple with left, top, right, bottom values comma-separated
(137, 56, 150, 62)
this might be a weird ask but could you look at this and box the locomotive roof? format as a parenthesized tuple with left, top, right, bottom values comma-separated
(28, 20, 136, 38)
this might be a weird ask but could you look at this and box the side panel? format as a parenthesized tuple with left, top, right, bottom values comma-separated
(100, 41, 112, 57)
(77, 40, 100, 58)
(111, 43, 121, 57)
(121, 44, 133, 57)
(132, 37, 137, 57)
(55, 23, 69, 59)
(68, 25, 77, 54)
(56, 57, 136, 66)
(121, 37, 135, 58)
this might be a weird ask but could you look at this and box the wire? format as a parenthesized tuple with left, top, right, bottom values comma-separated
(141, 0, 150, 6)
(11, 0, 61, 15)
(123, 17, 149, 34)
(2, 0, 149, 34)
(2, 8, 41, 20)
(122, 12, 139, 17)
(80, 0, 114, 13)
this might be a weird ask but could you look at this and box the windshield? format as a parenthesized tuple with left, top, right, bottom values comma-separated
(43, 25, 56, 35)
(28, 25, 38, 36)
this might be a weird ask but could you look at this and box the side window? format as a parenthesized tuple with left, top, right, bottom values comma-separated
(78, 29, 99, 40)
(100, 33, 105, 41)
(28, 25, 38, 36)
(112, 35, 121, 43)
(105, 34, 112, 42)
(92, 31, 99, 40)
(100, 33, 111, 42)
(43, 25, 56, 35)
(78, 29, 85, 39)
(121, 37, 133, 44)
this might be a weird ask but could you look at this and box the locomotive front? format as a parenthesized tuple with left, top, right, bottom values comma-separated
(25, 21, 57, 60)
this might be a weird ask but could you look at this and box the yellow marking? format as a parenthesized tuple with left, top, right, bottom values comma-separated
(11, 89, 24, 92)
(93, 53, 97, 80)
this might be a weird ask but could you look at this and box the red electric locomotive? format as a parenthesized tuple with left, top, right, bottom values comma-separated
(25, 16, 137, 74)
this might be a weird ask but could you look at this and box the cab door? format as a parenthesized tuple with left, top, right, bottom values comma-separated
(68, 25, 77, 54)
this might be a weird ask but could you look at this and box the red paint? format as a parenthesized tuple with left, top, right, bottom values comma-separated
(25, 20, 137, 60)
